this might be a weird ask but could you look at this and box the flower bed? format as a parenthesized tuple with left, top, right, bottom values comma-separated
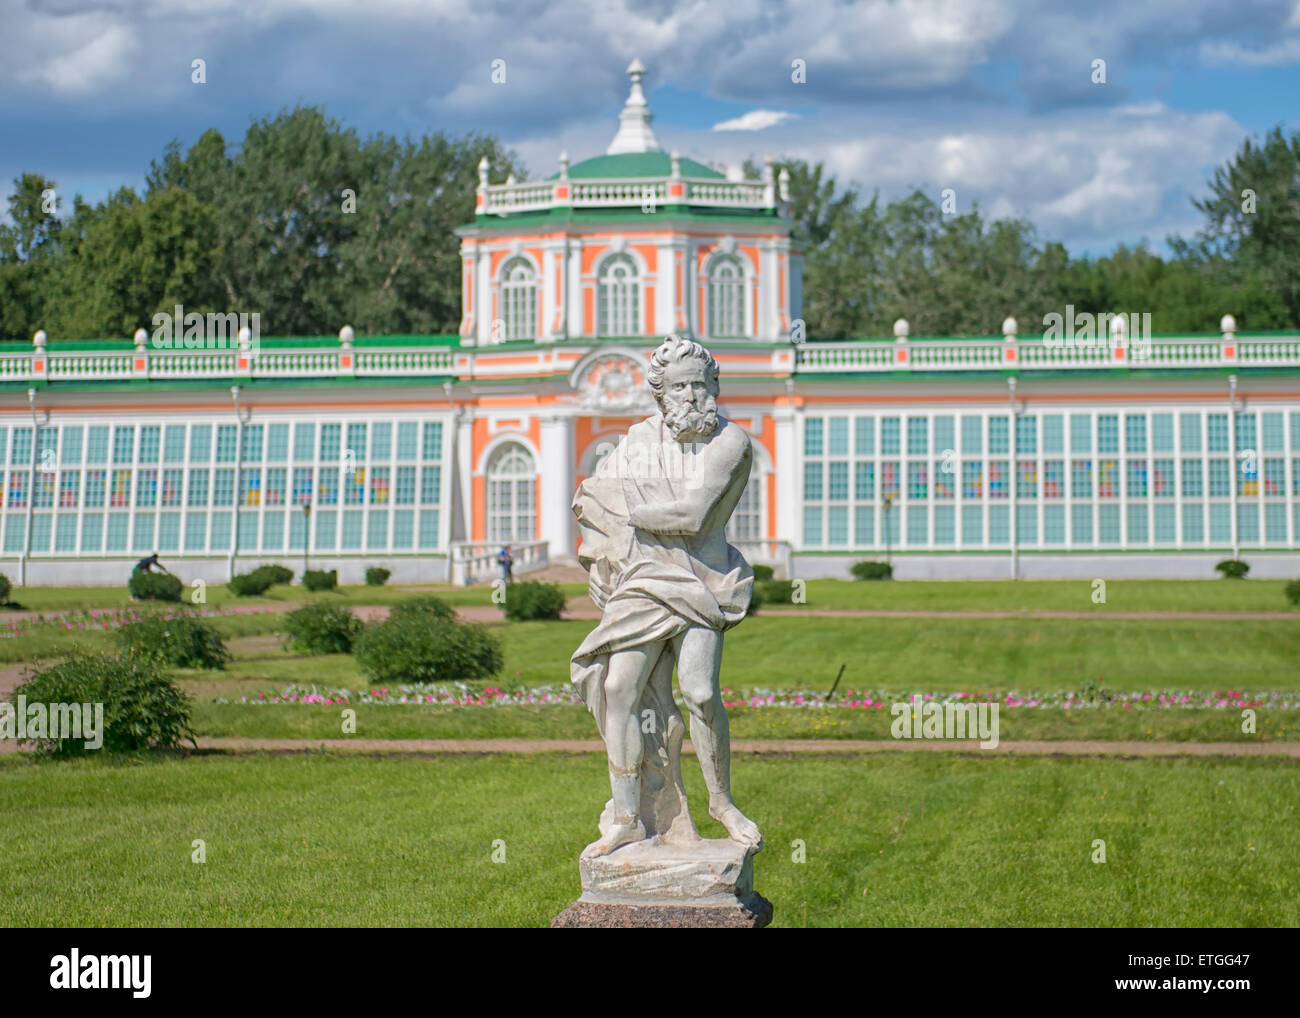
(212, 683, 1300, 711)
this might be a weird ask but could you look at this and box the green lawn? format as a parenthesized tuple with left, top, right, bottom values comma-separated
(4, 577, 1298, 616)
(1, 751, 1294, 927)
(1, 581, 496, 614)
(190, 700, 1300, 743)
(775, 577, 1300, 613)
(179, 615, 1300, 697)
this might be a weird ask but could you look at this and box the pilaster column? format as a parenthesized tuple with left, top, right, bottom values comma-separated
(773, 395, 800, 549)
(538, 413, 577, 559)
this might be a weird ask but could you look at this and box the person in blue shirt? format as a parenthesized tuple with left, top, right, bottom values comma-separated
(133, 552, 166, 577)
(497, 545, 514, 583)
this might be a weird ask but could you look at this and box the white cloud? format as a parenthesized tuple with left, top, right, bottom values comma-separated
(712, 110, 798, 132)
(654, 104, 1246, 251)
(15, 18, 138, 95)
(1199, 37, 1300, 67)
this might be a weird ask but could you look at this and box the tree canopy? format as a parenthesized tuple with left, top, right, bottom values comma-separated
(1, 111, 1295, 340)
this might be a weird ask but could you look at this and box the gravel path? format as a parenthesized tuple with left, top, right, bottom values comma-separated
(8, 737, 1275, 758)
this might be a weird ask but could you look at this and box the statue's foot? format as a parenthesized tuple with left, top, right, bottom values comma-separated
(709, 800, 762, 850)
(582, 819, 646, 858)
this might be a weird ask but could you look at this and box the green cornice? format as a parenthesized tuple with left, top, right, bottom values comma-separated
(457, 205, 789, 234)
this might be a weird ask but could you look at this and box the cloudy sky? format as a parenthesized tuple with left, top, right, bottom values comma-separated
(2, 0, 1299, 254)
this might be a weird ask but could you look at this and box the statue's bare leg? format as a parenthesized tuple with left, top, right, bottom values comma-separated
(586, 643, 658, 856)
(674, 627, 762, 849)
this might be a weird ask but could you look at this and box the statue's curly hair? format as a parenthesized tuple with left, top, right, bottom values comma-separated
(646, 334, 720, 406)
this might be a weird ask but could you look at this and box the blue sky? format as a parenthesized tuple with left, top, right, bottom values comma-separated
(2, 0, 1299, 256)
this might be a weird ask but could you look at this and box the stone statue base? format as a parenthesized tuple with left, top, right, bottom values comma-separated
(551, 897, 773, 928)
(551, 837, 772, 928)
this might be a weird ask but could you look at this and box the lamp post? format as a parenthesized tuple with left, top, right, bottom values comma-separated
(1008, 376, 1019, 580)
(23, 386, 46, 587)
(230, 386, 251, 581)
(301, 503, 312, 581)
(882, 492, 895, 571)
(1228, 374, 1239, 562)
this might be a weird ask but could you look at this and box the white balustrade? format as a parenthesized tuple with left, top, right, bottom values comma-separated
(1240, 339, 1300, 365)
(4, 336, 1298, 384)
(481, 175, 765, 213)
(449, 540, 549, 586)
(356, 349, 455, 375)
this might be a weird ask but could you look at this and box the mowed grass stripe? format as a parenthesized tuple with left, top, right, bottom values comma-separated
(0, 752, 1294, 927)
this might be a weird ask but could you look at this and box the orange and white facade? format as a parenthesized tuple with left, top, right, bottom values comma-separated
(3, 62, 1299, 585)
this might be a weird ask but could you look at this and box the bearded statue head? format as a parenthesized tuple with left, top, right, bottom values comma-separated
(647, 334, 721, 442)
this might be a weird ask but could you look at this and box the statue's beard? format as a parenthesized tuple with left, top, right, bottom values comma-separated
(663, 396, 719, 442)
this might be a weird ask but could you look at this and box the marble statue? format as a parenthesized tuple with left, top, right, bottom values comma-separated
(570, 334, 761, 859)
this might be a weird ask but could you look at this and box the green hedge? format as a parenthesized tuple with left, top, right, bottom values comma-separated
(1215, 559, 1250, 579)
(129, 571, 183, 602)
(389, 596, 457, 623)
(302, 569, 338, 591)
(227, 570, 274, 597)
(254, 564, 294, 586)
(850, 560, 893, 581)
(365, 567, 391, 586)
(503, 581, 566, 621)
(14, 651, 195, 755)
(283, 603, 364, 655)
(354, 615, 502, 684)
(116, 611, 229, 669)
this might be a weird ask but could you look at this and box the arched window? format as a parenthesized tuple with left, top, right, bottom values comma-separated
(487, 443, 536, 543)
(727, 462, 763, 541)
(597, 253, 639, 336)
(709, 256, 745, 338)
(499, 257, 536, 341)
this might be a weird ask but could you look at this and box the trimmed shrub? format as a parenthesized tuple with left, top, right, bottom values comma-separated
(0, 572, 11, 605)
(365, 567, 391, 587)
(116, 611, 229, 669)
(389, 596, 457, 623)
(302, 569, 338, 591)
(253, 564, 294, 586)
(850, 560, 893, 581)
(354, 614, 502, 684)
(503, 580, 566, 621)
(751, 564, 775, 583)
(283, 602, 364, 655)
(129, 571, 183, 602)
(14, 650, 196, 755)
(1214, 559, 1250, 580)
(227, 570, 274, 597)
(1284, 580, 1300, 606)
(759, 579, 795, 605)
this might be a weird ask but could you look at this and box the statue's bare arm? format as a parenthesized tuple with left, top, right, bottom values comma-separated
(627, 428, 750, 537)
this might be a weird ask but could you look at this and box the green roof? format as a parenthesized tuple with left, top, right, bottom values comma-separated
(547, 152, 724, 180)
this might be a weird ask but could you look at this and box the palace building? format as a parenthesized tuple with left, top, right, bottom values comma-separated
(2, 61, 1299, 586)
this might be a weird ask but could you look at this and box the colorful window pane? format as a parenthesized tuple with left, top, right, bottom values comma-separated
(988, 461, 1008, 498)
(1043, 460, 1064, 498)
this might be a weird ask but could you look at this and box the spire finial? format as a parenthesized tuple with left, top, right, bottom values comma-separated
(606, 58, 661, 155)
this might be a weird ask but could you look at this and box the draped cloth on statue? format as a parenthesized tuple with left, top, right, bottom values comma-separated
(570, 414, 753, 844)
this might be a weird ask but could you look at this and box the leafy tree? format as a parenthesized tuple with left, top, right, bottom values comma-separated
(1190, 126, 1300, 326)
(44, 186, 224, 339)
(0, 173, 62, 340)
